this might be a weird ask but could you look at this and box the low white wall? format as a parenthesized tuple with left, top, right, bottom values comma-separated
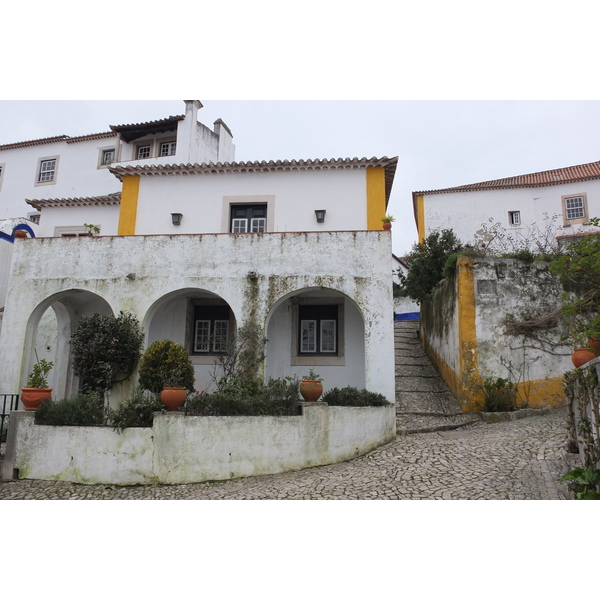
(3, 403, 396, 485)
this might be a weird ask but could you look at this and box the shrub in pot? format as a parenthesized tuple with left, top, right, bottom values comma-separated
(138, 340, 195, 410)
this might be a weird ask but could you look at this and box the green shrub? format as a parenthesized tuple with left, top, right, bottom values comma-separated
(70, 311, 144, 393)
(108, 387, 164, 432)
(185, 377, 300, 416)
(480, 377, 517, 412)
(558, 467, 600, 500)
(396, 229, 464, 302)
(26, 358, 54, 388)
(138, 340, 195, 393)
(321, 386, 389, 407)
(35, 392, 104, 426)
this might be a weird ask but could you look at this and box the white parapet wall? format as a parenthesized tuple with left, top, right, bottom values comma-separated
(2, 403, 396, 485)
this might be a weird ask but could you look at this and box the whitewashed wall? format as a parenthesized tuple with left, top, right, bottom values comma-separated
(134, 169, 367, 235)
(35, 204, 121, 237)
(3, 404, 396, 485)
(423, 180, 600, 247)
(0, 138, 120, 219)
(0, 231, 395, 403)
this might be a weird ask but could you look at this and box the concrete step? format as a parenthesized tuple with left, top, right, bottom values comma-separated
(396, 411, 481, 435)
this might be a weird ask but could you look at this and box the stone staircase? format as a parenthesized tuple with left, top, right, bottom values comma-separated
(394, 320, 481, 434)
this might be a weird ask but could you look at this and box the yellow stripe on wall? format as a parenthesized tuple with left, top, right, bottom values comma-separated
(416, 194, 425, 242)
(366, 167, 386, 230)
(118, 176, 140, 236)
(457, 255, 484, 412)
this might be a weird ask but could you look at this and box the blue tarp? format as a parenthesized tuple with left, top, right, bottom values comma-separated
(394, 312, 420, 321)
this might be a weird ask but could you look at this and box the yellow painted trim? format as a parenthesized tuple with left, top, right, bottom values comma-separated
(366, 167, 386, 230)
(118, 175, 140, 236)
(516, 378, 565, 409)
(457, 256, 484, 412)
(416, 195, 425, 242)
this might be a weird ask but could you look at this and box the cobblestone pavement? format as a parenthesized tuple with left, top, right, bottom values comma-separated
(0, 407, 571, 499)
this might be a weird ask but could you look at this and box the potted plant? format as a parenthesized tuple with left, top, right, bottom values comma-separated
(21, 358, 54, 411)
(381, 215, 395, 231)
(299, 369, 323, 402)
(138, 340, 195, 411)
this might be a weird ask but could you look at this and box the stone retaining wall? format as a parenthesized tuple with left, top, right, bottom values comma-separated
(2, 403, 396, 485)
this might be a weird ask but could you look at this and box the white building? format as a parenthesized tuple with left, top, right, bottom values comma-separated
(0, 137, 398, 404)
(412, 160, 600, 248)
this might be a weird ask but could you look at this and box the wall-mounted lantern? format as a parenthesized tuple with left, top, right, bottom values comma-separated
(171, 213, 183, 226)
(314, 209, 326, 223)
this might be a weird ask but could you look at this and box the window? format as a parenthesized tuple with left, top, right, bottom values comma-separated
(230, 204, 267, 233)
(561, 193, 588, 226)
(508, 211, 521, 225)
(193, 305, 231, 354)
(299, 305, 338, 355)
(160, 141, 177, 156)
(36, 157, 58, 184)
(137, 145, 151, 159)
(101, 149, 115, 165)
(54, 226, 92, 237)
(565, 196, 585, 220)
(27, 212, 41, 224)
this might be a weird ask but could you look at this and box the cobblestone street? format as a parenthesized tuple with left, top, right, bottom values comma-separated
(0, 407, 570, 500)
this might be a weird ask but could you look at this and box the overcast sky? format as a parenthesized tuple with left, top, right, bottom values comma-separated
(2, 99, 600, 256)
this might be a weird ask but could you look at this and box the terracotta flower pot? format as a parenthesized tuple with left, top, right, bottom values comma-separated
(589, 337, 600, 356)
(299, 380, 323, 402)
(160, 387, 187, 411)
(382, 221, 392, 231)
(571, 348, 597, 368)
(21, 388, 52, 411)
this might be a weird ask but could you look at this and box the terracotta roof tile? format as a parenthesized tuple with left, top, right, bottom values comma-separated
(414, 160, 600, 195)
(66, 132, 117, 143)
(110, 156, 398, 202)
(0, 135, 69, 151)
(26, 192, 121, 210)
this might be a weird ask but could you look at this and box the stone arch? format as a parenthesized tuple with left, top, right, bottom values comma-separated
(21, 289, 114, 400)
(142, 287, 238, 393)
(264, 286, 366, 391)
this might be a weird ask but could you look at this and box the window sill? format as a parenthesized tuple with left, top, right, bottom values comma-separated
(291, 356, 345, 367)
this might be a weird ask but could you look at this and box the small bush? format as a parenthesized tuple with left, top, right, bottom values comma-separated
(321, 386, 389, 407)
(480, 377, 517, 412)
(35, 392, 104, 426)
(138, 340, 195, 393)
(185, 377, 300, 416)
(109, 388, 164, 432)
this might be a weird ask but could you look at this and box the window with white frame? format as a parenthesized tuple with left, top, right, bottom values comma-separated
(564, 196, 586, 220)
(160, 141, 177, 156)
(101, 149, 115, 165)
(230, 204, 267, 233)
(508, 211, 521, 225)
(299, 305, 338, 355)
(27, 212, 41, 224)
(192, 305, 231, 354)
(36, 157, 58, 184)
(54, 226, 91, 237)
(137, 145, 151, 159)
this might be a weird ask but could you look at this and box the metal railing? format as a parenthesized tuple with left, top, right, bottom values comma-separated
(1, 394, 19, 443)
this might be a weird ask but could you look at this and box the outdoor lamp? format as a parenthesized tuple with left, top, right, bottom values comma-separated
(171, 213, 183, 226)
(314, 209, 326, 223)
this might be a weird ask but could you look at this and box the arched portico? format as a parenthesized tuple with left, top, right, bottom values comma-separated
(143, 288, 238, 393)
(264, 287, 366, 392)
(20, 290, 114, 401)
